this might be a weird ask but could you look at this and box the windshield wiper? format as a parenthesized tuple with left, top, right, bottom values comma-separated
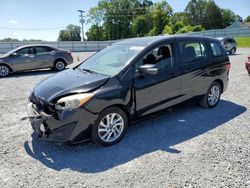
(79, 68, 98, 74)
(77, 67, 109, 76)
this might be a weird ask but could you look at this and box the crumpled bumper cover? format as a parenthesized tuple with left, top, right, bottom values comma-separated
(27, 102, 97, 143)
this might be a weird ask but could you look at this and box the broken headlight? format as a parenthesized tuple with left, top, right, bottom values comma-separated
(55, 93, 94, 111)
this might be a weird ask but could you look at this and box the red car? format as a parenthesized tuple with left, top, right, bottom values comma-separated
(246, 55, 250, 75)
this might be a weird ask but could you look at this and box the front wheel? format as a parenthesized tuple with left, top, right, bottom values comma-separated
(200, 82, 222, 108)
(92, 107, 128, 146)
(0, 65, 10, 77)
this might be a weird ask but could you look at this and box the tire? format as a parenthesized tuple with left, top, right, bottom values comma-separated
(53, 60, 66, 71)
(0, 64, 11, 77)
(230, 48, 236, 55)
(200, 82, 222, 108)
(91, 107, 128, 146)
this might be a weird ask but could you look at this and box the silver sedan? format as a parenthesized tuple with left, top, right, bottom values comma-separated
(0, 45, 73, 77)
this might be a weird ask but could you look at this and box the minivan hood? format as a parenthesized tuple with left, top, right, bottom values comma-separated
(33, 68, 110, 102)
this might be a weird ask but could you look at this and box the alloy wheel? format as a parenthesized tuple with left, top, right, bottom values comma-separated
(98, 113, 124, 143)
(208, 85, 220, 106)
(55, 61, 65, 71)
(0, 65, 10, 77)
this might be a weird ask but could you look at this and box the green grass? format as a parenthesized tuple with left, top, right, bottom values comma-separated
(236, 37, 250, 47)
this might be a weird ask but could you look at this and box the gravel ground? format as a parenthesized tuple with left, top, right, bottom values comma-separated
(0, 49, 249, 188)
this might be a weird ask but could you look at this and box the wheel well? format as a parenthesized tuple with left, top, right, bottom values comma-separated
(54, 58, 66, 65)
(0, 63, 13, 72)
(214, 79, 224, 92)
(102, 104, 130, 122)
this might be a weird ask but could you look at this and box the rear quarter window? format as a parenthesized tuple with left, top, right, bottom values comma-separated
(210, 42, 224, 56)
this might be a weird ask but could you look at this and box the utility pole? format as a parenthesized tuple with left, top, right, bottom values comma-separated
(78, 10, 85, 41)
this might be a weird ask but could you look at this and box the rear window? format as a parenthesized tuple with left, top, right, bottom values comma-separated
(210, 42, 223, 56)
(223, 38, 235, 44)
(36, 47, 53, 54)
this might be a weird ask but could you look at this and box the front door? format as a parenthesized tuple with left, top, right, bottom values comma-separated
(9, 47, 37, 71)
(134, 42, 181, 116)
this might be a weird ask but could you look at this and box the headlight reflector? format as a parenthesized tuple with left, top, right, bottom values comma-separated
(55, 93, 94, 111)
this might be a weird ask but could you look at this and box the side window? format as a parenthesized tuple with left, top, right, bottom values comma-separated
(137, 44, 174, 72)
(224, 39, 230, 45)
(16, 47, 33, 56)
(182, 42, 207, 63)
(210, 42, 223, 56)
(36, 47, 52, 55)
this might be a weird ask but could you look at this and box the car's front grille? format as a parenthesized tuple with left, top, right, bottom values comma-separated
(51, 123, 76, 141)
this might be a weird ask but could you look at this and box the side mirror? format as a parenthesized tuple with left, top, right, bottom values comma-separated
(11, 52, 18, 57)
(139, 64, 158, 75)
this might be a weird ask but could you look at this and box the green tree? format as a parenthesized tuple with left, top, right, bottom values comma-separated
(58, 24, 81, 41)
(88, 0, 154, 40)
(172, 21, 185, 34)
(162, 25, 172, 34)
(86, 25, 104, 41)
(0, 38, 19, 42)
(148, 1, 173, 36)
(204, 0, 223, 29)
(245, 16, 250, 22)
(221, 9, 238, 28)
(132, 15, 151, 37)
(169, 12, 188, 26)
(192, 25, 204, 32)
(185, 0, 207, 26)
(177, 25, 194, 33)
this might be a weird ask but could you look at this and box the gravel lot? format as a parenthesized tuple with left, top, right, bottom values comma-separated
(0, 49, 249, 188)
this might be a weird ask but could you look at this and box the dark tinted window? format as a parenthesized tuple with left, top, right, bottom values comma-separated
(36, 46, 53, 54)
(224, 38, 235, 44)
(210, 42, 223, 56)
(181, 42, 207, 62)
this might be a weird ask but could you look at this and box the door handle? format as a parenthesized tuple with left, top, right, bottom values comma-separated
(28, 55, 35, 58)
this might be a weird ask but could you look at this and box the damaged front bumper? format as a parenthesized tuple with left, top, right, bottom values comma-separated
(24, 102, 97, 144)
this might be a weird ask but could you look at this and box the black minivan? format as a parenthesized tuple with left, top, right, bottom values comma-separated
(26, 36, 230, 146)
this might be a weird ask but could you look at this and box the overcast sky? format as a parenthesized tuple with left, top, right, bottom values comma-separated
(0, 0, 249, 41)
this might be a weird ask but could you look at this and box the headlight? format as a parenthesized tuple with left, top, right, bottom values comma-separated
(55, 93, 94, 111)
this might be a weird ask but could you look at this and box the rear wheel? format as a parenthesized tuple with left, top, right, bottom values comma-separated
(0, 65, 10, 77)
(230, 48, 236, 55)
(92, 107, 128, 146)
(200, 82, 221, 108)
(53, 60, 66, 71)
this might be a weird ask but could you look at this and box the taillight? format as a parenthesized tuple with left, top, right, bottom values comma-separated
(66, 51, 71, 55)
(225, 63, 231, 70)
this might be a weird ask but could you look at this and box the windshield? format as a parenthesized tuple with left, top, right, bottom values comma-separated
(79, 44, 144, 76)
(4, 48, 19, 56)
